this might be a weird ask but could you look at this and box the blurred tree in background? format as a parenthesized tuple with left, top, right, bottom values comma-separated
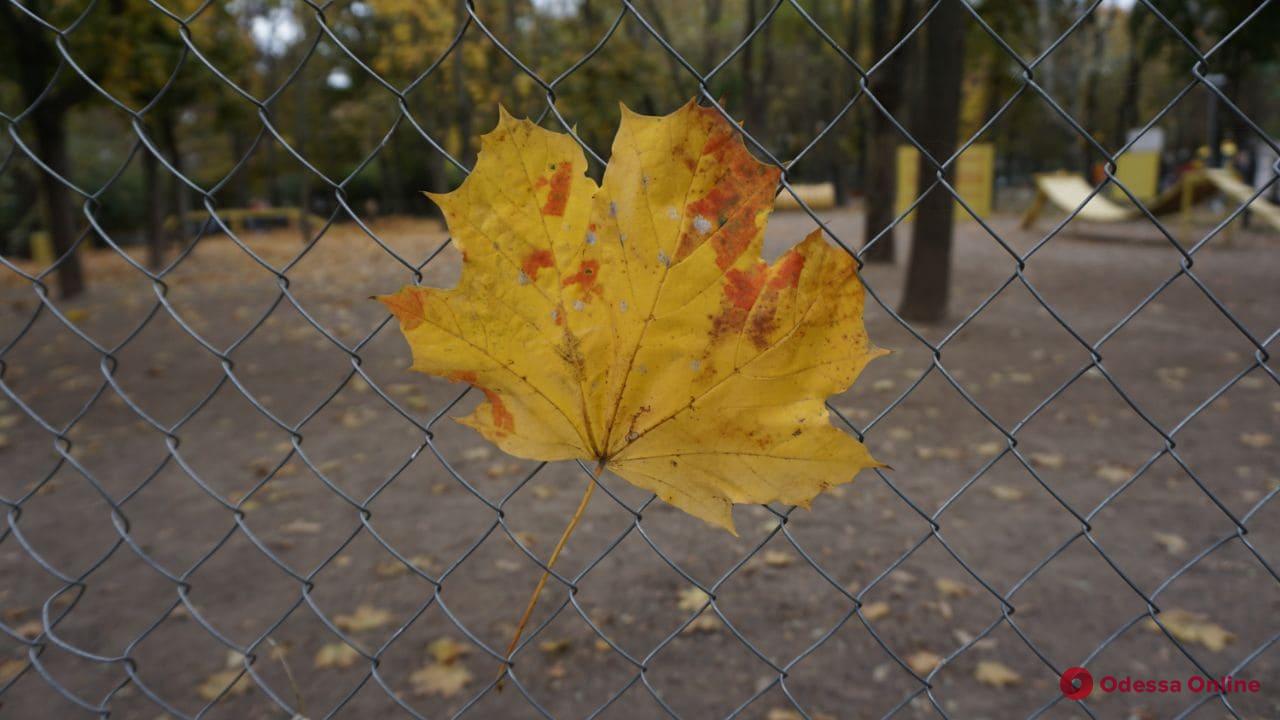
(1, 0, 1277, 299)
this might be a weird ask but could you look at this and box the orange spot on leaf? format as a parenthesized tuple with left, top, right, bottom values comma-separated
(722, 263, 766, 311)
(769, 249, 805, 290)
(521, 249, 555, 281)
(540, 162, 573, 216)
(482, 388, 515, 434)
(379, 289, 426, 331)
(562, 259, 601, 299)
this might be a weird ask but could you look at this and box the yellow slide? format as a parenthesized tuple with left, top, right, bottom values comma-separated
(1021, 168, 1278, 231)
(1020, 173, 1135, 227)
(1202, 168, 1280, 231)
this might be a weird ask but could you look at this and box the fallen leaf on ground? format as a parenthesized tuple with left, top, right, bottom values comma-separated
(314, 643, 361, 669)
(377, 100, 884, 534)
(861, 601, 891, 621)
(765, 710, 833, 720)
(889, 569, 916, 586)
(1156, 366, 1189, 390)
(682, 615, 722, 634)
(281, 519, 322, 535)
(1145, 609, 1235, 652)
(906, 650, 942, 675)
(334, 605, 393, 633)
(973, 441, 1002, 456)
(196, 668, 251, 701)
(887, 427, 913, 441)
(427, 637, 470, 664)
(375, 560, 409, 579)
(975, 660, 1022, 688)
(989, 485, 1025, 502)
(486, 461, 523, 478)
(1240, 432, 1272, 449)
(1029, 452, 1064, 470)
(1153, 532, 1188, 555)
(538, 639, 571, 655)
(0, 658, 25, 683)
(677, 587, 710, 612)
(916, 446, 964, 461)
(935, 578, 971, 599)
(339, 407, 376, 429)
(461, 446, 492, 462)
(409, 662, 472, 698)
(763, 550, 794, 568)
(1095, 464, 1132, 484)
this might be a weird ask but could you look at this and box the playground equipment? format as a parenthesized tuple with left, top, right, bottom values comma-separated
(1019, 167, 1280, 231)
(164, 206, 326, 234)
(774, 182, 837, 211)
(895, 143, 995, 219)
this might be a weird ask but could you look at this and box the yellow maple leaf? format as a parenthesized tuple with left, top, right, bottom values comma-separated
(380, 101, 886, 684)
(379, 100, 884, 534)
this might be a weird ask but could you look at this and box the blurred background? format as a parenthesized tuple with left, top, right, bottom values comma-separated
(1, 0, 1278, 718)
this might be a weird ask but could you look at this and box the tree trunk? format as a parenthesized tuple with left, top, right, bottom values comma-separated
(161, 115, 191, 249)
(861, 0, 913, 263)
(1077, 12, 1108, 175)
(143, 142, 166, 269)
(295, 69, 313, 242)
(742, 0, 759, 129)
(32, 108, 86, 298)
(699, 0, 724, 72)
(899, 0, 966, 324)
(1114, 29, 1145, 148)
(4, 0, 87, 297)
(453, 0, 473, 162)
(381, 131, 405, 215)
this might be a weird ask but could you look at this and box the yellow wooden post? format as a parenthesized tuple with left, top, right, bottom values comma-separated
(29, 231, 53, 266)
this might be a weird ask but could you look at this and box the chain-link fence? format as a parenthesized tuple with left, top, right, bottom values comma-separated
(2, 0, 1278, 717)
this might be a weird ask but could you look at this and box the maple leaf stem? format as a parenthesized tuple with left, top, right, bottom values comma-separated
(496, 460, 603, 691)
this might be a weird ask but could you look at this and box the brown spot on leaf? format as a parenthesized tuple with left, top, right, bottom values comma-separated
(747, 301, 779, 350)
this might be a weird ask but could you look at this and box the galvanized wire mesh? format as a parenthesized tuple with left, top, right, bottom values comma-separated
(1, 0, 1278, 718)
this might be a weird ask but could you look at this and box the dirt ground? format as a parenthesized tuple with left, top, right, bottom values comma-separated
(1, 205, 1278, 720)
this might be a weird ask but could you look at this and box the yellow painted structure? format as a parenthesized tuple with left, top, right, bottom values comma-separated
(895, 143, 995, 220)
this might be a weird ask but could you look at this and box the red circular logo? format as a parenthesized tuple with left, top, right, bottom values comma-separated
(1060, 666, 1093, 700)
